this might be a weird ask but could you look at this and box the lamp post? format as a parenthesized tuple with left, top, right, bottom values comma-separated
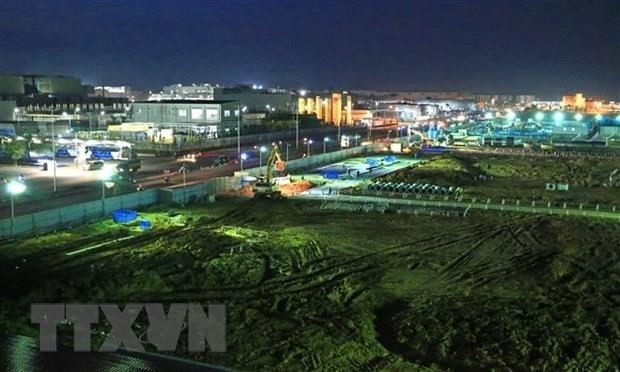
(99, 111, 105, 132)
(286, 143, 291, 162)
(240, 152, 247, 171)
(535, 112, 544, 124)
(323, 137, 329, 154)
(100, 168, 114, 216)
(13, 107, 20, 124)
(296, 90, 306, 149)
(7, 180, 26, 236)
(259, 146, 267, 174)
(236, 105, 241, 159)
(307, 139, 313, 157)
(51, 115, 57, 192)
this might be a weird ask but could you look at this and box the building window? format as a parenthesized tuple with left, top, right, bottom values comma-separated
(178, 108, 187, 117)
(191, 108, 204, 120)
(206, 108, 218, 121)
(234, 109, 240, 116)
(224, 110, 230, 117)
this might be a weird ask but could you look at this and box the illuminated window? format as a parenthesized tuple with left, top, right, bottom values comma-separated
(191, 108, 204, 120)
(206, 108, 218, 121)
(178, 109, 187, 117)
(224, 110, 230, 117)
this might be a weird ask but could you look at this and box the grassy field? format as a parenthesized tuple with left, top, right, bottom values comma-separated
(1, 198, 619, 370)
(378, 153, 620, 207)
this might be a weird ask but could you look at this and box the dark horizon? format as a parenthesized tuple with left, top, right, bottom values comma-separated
(1, 0, 618, 100)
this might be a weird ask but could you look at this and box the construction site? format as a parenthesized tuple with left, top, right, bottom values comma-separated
(1, 146, 619, 371)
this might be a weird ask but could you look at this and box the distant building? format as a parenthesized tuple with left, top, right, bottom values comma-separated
(474, 94, 536, 107)
(130, 100, 239, 138)
(0, 73, 83, 98)
(298, 91, 353, 125)
(562, 93, 586, 111)
(150, 83, 216, 101)
(92, 86, 136, 100)
(0, 100, 17, 121)
(213, 86, 293, 113)
(351, 90, 473, 103)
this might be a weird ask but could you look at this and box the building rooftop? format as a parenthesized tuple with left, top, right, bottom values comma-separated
(135, 100, 235, 104)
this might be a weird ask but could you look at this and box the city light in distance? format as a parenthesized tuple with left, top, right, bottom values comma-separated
(535, 112, 544, 121)
(574, 113, 583, 121)
(553, 112, 564, 122)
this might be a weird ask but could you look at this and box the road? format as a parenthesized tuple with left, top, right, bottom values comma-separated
(295, 193, 620, 221)
(0, 127, 386, 219)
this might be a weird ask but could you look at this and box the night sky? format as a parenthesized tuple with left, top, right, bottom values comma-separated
(1, 0, 618, 99)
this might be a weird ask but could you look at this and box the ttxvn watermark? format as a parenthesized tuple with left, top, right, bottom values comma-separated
(31, 303, 226, 352)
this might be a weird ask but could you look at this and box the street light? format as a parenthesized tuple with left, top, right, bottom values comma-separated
(13, 107, 20, 124)
(259, 146, 267, 174)
(535, 112, 544, 122)
(574, 113, 583, 121)
(236, 104, 242, 159)
(296, 90, 306, 149)
(51, 117, 57, 192)
(240, 152, 247, 171)
(307, 139, 313, 157)
(100, 168, 115, 216)
(323, 137, 329, 154)
(553, 112, 564, 124)
(7, 180, 26, 236)
(595, 114, 603, 121)
(506, 111, 516, 122)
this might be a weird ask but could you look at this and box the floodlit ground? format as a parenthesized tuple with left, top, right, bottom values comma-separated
(1, 199, 619, 371)
(379, 153, 620, 207)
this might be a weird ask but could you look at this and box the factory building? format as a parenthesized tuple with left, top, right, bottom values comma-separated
(0, 74, 83, 98)
(130, 100, 239, 138)
(213, 86, 293, 113)
(298, 91, 353, 125)
(149, 83, 216, 101)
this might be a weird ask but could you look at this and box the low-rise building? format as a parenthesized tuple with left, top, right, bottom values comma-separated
(130, 100, 239, 138)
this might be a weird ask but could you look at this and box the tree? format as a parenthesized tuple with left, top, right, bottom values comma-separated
(4, 141, 26, 165)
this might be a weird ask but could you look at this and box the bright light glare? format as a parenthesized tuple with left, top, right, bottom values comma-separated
(299, 90, 307, 97)
(100, 167, 115, 181)
(324, 137, 329, 142)
(260, 146, 267, 152)
(553, 112, 564, 122)
(506, 112, 516, 121)
(241, 153, 248, 160)
(595, 114, 603, 121)
(7, 181, 26, 195)
(574, 113, 583, 121)
(535, 112, 544, 121)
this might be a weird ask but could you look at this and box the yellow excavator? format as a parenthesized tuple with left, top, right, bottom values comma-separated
(253, 145, 286, 199)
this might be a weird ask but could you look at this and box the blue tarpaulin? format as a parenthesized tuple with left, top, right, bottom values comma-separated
(112, 209, 137, 224)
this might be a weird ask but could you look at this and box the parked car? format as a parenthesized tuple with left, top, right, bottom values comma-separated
(84, 160, 104, 171)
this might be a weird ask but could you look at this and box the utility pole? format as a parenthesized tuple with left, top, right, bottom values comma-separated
(51, 109, 57, 192)
(237, 104, 241, 159)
